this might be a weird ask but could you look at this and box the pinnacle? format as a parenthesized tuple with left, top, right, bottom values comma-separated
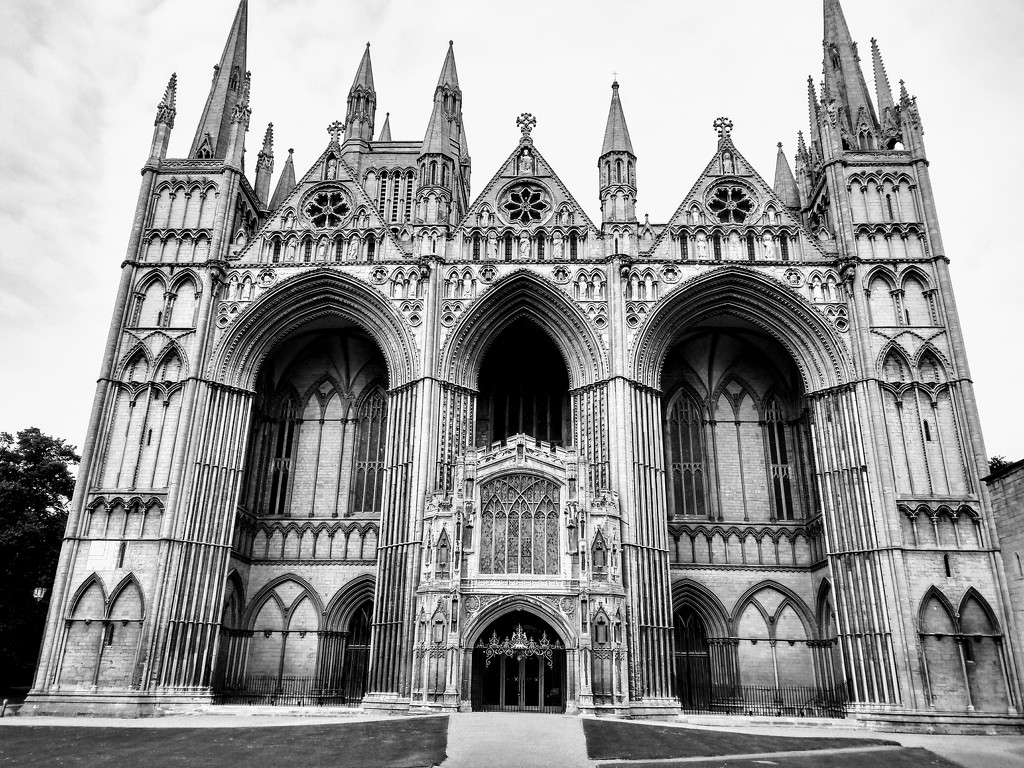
(378, 112, 392, 142)
(269, 148, 295, 210)
(350, 42, 375, 92)
(188, 0, 248, 158)
(601, 80, 634, 157)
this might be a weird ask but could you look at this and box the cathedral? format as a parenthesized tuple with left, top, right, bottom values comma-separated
(26, 0, 1024, 729)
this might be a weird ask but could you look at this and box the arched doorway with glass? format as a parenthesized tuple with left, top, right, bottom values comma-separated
(471, 610, 566, 713)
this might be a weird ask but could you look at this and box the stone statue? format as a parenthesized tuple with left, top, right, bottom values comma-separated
(762, 233, 775, 260)
(519, 148, 535, 175)
(326, 158, 337, 180)
(487, 231, 499, 259)
(553, 232, 564, 260)
(696, 232, 709, 259)
(519, 231, 531, 259)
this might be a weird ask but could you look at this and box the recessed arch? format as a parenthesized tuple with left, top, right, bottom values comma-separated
(671, 578, 732, 638)
(632, 268, 850, 391)
(463, 594, 575, 648)
(211, 268, 417, 391)
(243, 573, 324, 629)
(731, 579, 816, 639)
(440, 269, 606, 390)
(324, 574, 375, 632)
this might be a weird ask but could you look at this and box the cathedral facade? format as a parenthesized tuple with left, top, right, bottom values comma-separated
(27, 0, 1024, 728)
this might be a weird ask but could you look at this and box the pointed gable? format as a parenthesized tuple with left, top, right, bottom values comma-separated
(457, 132, 598, 241)
(647, 124, 825, 262)
(236, 139, 406, 263)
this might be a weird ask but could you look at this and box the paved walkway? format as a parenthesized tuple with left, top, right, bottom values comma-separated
(4, 709, 1024, 767)
(443, 713, 590, 768)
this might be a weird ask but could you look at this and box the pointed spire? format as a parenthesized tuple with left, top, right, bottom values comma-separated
(421, 42, 464, 157)
(437, 40, 460, 89)
(155, 73, 177, 127)
(807, 76, 819, 128)
(822, 0, 879, 142)
(601, 80, 634, 157)
(377, 113, 392, 141)
(870, 37, 895, 118)
(344, 43, 376, 143)
(773, 143, 801, 208)
(269, 148, 295, 210)
(189, 0, 248, 159)
(255, 123, 275, 205)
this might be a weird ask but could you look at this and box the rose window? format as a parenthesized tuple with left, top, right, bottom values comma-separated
(502, 184, 550, 225)
(304, 190, 351, 228)
(708, 186, 755, 224)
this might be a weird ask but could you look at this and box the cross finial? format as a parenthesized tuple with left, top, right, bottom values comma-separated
(327, 120, 344, 143)
(516, 112, 537, 141)
(713, 116, 734, 140)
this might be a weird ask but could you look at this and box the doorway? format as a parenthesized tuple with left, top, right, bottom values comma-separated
(471, 610, 565, 713)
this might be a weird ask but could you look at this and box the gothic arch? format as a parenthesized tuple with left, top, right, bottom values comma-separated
(919, 585, 957, 631)
(632, 268, 850, 392)
(66, 573, 107, 617)
(440, 270, 607, 390)
(671, 579, 732, 638)
(958, 587, 1001, 634)
(211, 268, 417, 390)
(105, 574, 146, 620)
(325, 575, 375, 631)
(463, 594, 575, 648)
(243, 573, 324, 629)
(731, 580, 816, 639)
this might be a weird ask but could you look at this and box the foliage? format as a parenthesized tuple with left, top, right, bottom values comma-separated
(989, 455, 1012, 474)
(0, 427, 79, 689)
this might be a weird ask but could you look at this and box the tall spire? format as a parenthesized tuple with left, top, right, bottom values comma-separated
(822, 0, 879, 147)
(344, 43, 376, 143)
(870, 37, 895, 118)
(377, 112, 392, 142)
(599, 81, 637, 227)
(269, 148, 295, 210)
(420, 41, 463, 157)
(189, 0, 248, 159)
(601, 81, 634, 157)
(149, 73, 177, 162)
(773, 143, 801, 209)
(437, 40, 460, 89)
(255, 123, 275, 205)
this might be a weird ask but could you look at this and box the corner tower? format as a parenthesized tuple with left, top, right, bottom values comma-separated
(599, 81, 638, 256)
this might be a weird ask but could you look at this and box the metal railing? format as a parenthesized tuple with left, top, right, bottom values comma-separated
(680, 683, 849, 719)
(214, 675, 359, 707)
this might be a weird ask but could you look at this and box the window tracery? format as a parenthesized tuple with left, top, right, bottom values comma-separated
(479, 475, 560, 575)
(708, 186, 755, 224)
(501, 183, 550, 226)
(304, 189, 351, 229)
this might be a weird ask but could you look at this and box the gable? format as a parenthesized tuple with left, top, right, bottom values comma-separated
(645, 138, 827, 262)
(233, 142, 406, 263)
(457, 139, 599, 239)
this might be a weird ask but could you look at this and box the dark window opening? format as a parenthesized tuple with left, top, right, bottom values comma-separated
(476, 319, 569, 446)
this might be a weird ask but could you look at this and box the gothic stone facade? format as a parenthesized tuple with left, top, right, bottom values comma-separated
(27, 0, 1024, 727)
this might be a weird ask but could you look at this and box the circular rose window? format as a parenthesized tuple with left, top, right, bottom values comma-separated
(708, 186, 755, 224)
(501, 183, 550, 225)
(304, 189, 351, 228)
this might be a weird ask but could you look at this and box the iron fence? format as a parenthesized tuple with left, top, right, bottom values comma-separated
(214, 675, 358, 707)
(680, 683, 849, 718)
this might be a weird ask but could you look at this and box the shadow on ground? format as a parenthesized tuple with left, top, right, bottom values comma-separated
(583, 719, 896, 761)
(0, 717, 448, 768)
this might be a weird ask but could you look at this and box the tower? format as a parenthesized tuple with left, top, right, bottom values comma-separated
(26, 0, 1021, 730)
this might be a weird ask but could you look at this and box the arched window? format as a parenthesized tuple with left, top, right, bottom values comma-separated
(746, 232, 756, 261)
(350, 387, 387, 515)
(377, 171, 387, 216)
(269, 397, 298, 516)
(779, 232, 790, 260)
(674, 607, 711, 710)
(365, 236, 375, 262)
(764, 398, 796, 520)
(713, 233, 722, 260)
(504, 233, 513, 261)
(665, 393, 708, 518)
(479, 475, 560, 575)
(472, 234, 481, 260)
(569, 232, 578, 260)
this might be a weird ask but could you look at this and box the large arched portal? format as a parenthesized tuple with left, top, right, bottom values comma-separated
(471, 610, 566, 713)
(237, 321, 389, 520)
(475, 319, 570, 447)
(661, 320, 817, 525)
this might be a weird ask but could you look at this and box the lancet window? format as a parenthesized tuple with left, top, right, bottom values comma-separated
(478, 475, 560, 575)
(350, 387, 387, 516)
(665, 392, 708, 518)
(764, 397, 796, 520)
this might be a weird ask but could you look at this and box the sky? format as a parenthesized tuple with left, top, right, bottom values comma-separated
(1, 0, 1022, 461)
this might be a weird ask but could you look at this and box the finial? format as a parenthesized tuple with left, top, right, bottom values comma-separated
(366, 42, 371, 48)
(449, 39, 454, 46)
(516, 112, 537, 140)
(777, 141, 783, 148)
(713, 116, 734, 140)
(288, 148, 294, 154)
(155, 72, 177, 127)
(327, 120, 344, 143)
(612, 71, 619, 87)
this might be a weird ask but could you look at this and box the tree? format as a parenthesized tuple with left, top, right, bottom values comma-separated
(989, 455, 1012, 474)
(0, 428, 79, 690)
